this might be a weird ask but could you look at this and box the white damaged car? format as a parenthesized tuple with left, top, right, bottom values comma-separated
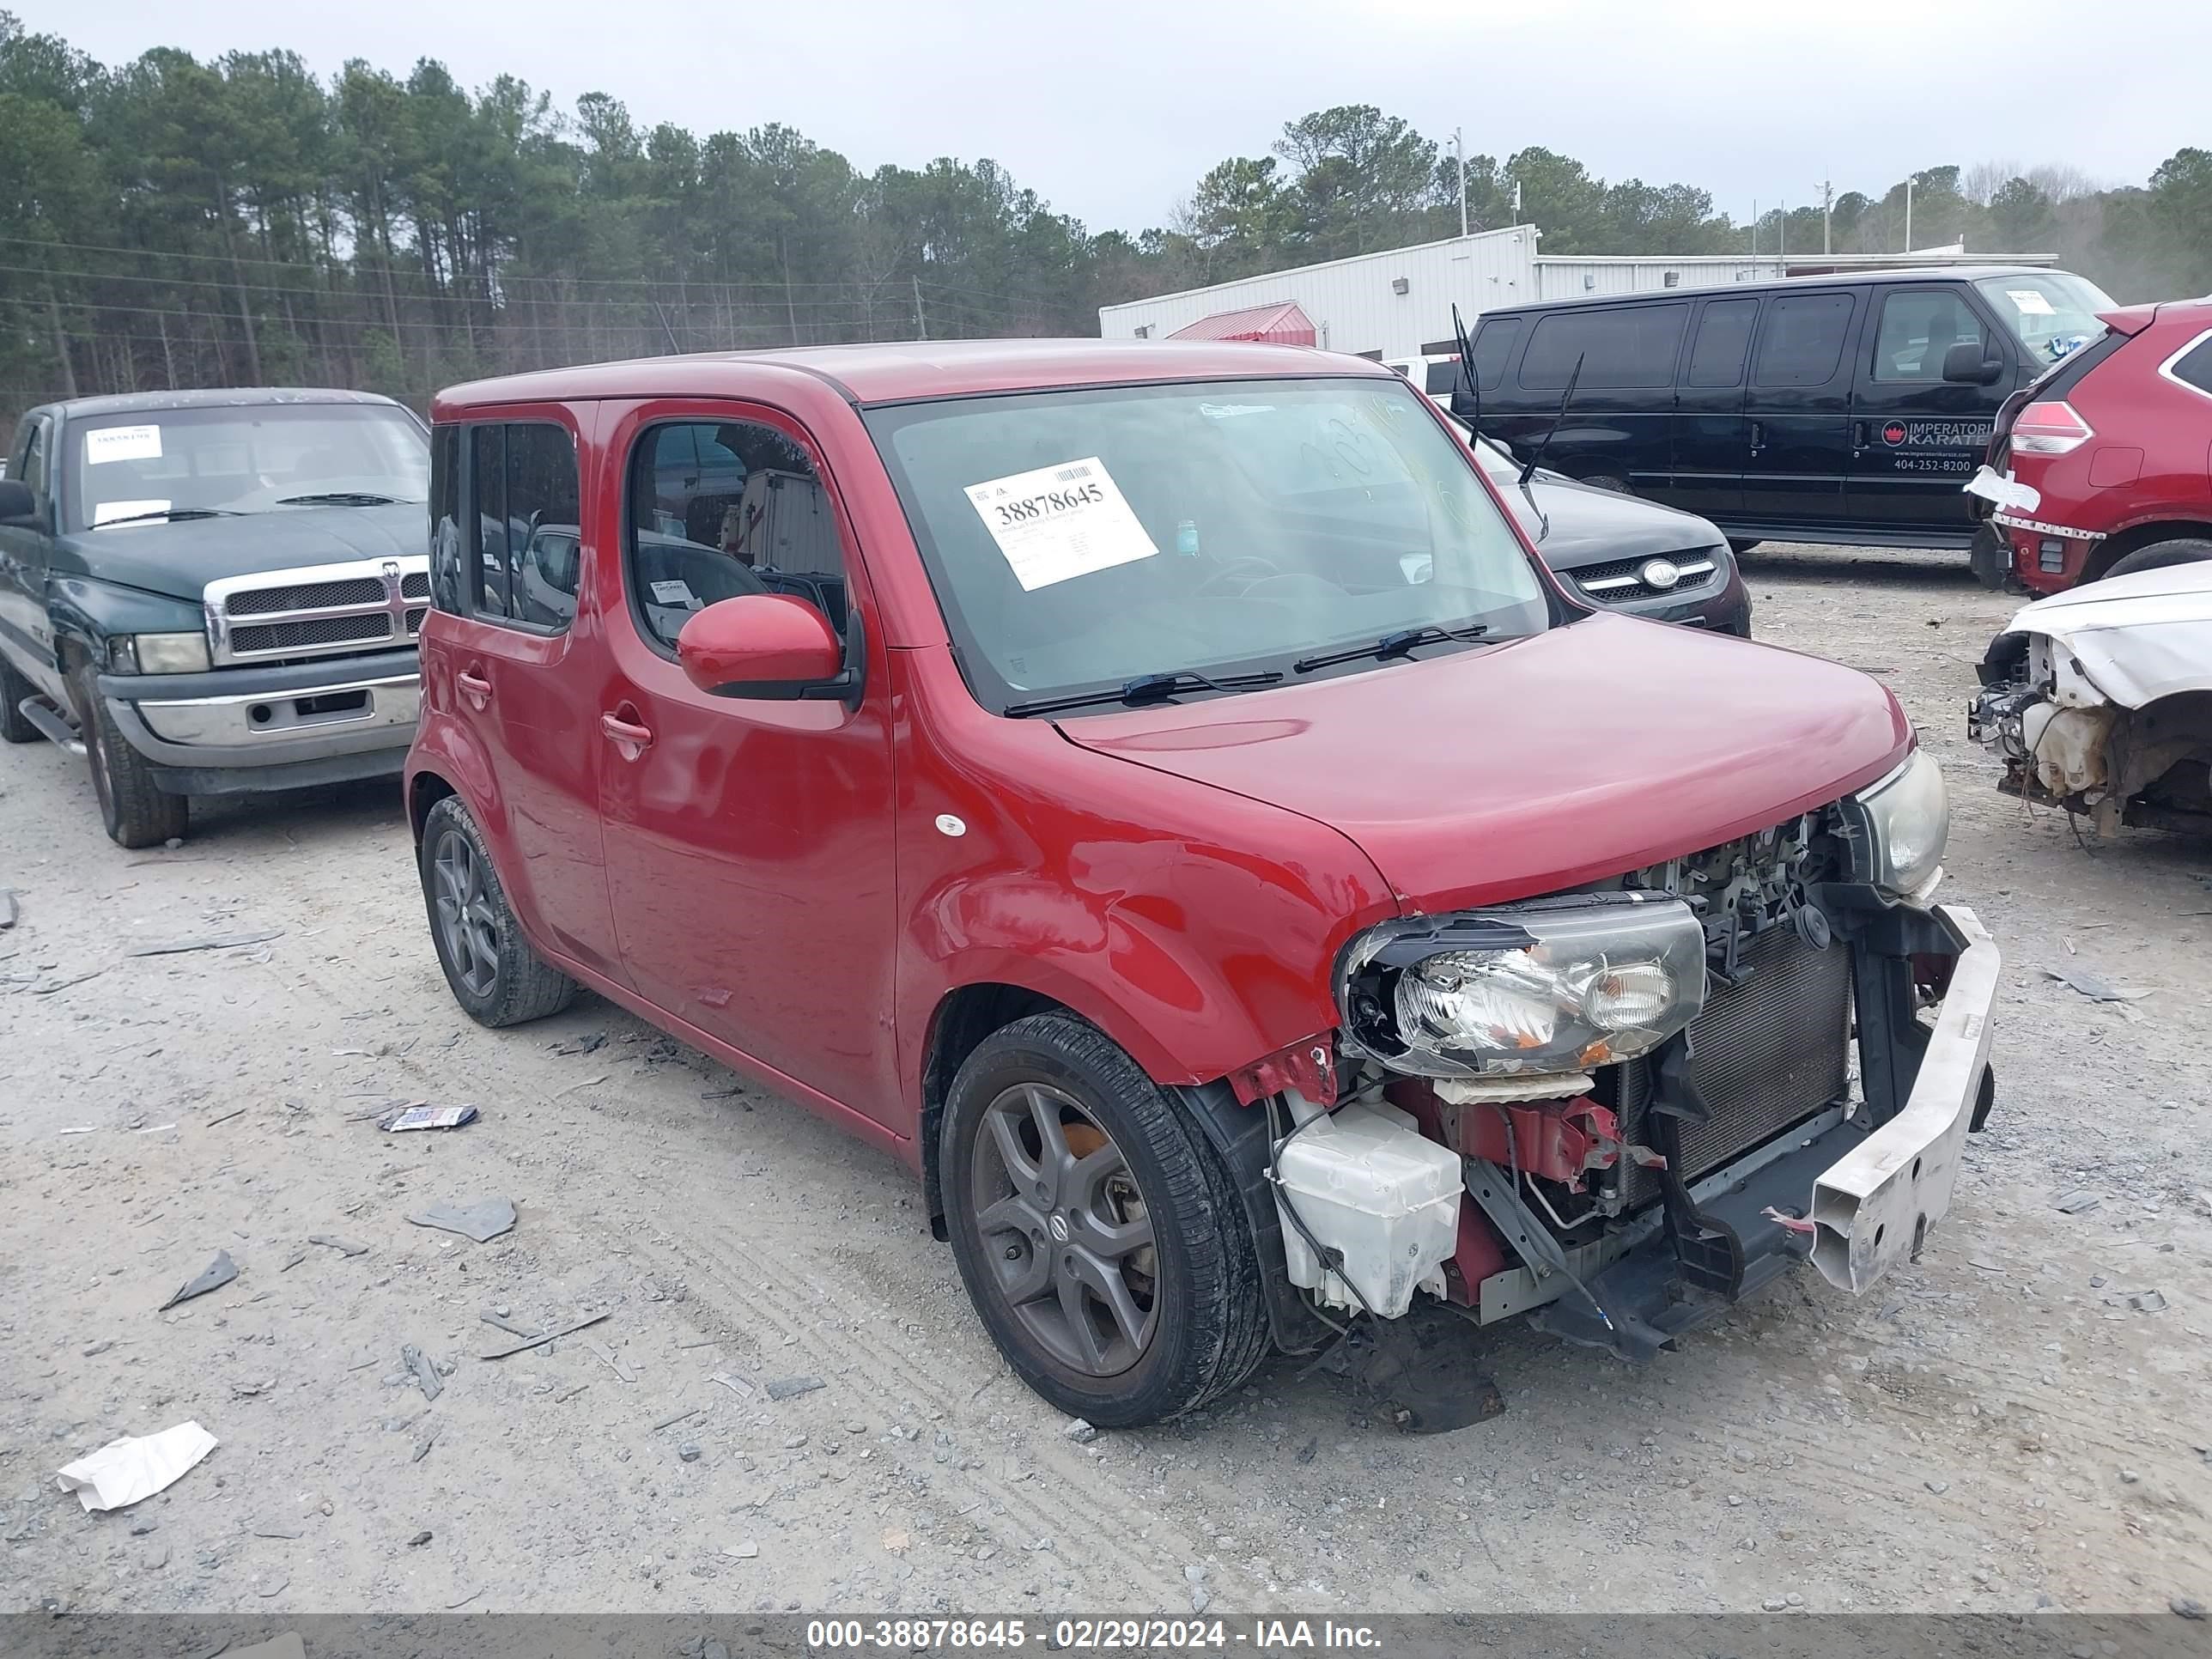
(1971, 560, 2212, 836)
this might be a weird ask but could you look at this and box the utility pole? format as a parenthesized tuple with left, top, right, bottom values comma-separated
(1904, 177, 1914, 252)
(1454, 127, 1469, 238)
(1821, 177, 1833, 255)
(1750, 199, 1757, 258)
(1511, 178, 1522, 220)
(912, 275, 927, 341)
(1780, 202, 1787, 259)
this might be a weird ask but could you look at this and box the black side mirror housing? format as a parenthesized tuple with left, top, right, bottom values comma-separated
(1942, 342, 2005, 386)
(0, 478, 36, 526)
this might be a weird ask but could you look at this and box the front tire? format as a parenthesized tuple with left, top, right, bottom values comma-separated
(940, 1013, 1268, 1427)
(2101, 538, 2212, 582)
(418, 794, 577, 1027)
(71, 664, 187, 848)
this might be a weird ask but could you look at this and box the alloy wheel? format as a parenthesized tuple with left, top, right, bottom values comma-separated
(969, 1082, 1158, 1377)
(431, 828, 501, 1000)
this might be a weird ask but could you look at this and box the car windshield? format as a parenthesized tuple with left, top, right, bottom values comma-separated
(65, 404, 429, 532)
(864, 377, 1550, 713)
(1975, 272, 2116, 368)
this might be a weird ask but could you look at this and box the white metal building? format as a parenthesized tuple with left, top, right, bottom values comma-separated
(1097, 229, 2054, 361)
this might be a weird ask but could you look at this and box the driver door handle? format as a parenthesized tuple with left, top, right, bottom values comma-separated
(456, 669, 491, 708)
(601, 710, 654, 757)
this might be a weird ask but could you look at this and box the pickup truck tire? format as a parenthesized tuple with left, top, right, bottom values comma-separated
(2102, 538, 2212, 581)
(418, 794, 578, 1027)
(70, 664, 187, 848)
(940, 1012, 1269, 1427)
(0, 657, 38, 744)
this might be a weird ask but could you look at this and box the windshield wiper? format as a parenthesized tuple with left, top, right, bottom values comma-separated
(276, 492, 409, 507)
(1003, 667, 1284, 719)
(1292, 624, 1490, 674)
(94, 507, 244, 527)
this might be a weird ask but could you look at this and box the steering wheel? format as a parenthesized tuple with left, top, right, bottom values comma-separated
(1192, 555, 1284, 597)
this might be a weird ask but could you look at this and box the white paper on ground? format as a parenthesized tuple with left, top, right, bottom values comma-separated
(85, 424, 163, 465)
(54, 1420, 217, 1511)
(93, 499, 171, 527)
(963, 457, 1158, 592)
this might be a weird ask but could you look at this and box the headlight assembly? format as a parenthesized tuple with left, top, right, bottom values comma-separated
(1842, 749, 1948, 902)
(1339, 896, 1707, 1079)
(110, 632, 212, 675)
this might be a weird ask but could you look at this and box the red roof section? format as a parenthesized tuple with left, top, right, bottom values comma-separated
(1167, 301, 1316, 346)
(435, 337, 1379, 414)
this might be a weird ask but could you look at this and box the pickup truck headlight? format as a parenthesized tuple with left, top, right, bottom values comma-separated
(1339, 897, 1708, 1079)
(1844, 750, 1948, 902)
(110, 632, 212, 675)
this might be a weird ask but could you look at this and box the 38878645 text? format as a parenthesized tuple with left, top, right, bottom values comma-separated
(804, 1618, 1385, 1651)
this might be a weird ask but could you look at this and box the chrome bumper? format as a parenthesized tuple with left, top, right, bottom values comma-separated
(110, 672, 421, 769)
(1808, 903, 2000, 1291)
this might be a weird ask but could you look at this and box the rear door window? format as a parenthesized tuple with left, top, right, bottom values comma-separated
(1685, 299, 1759, 388)
(1871, 290, 1988, 383)
(1468, 318, 1522, 392)
(1520, 304, 1686, 390)
(465, 422, 581, 630)
(1752, 294, 1856, 386)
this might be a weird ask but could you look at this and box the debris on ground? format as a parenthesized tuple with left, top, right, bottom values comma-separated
(479, 1311, 608, 1361)
(766, 1376, 823, 1401)
(402, 1344, 443, 1401)
(407, 1197, 515, 1243)
(654, 1407, 703, 1431)
(1064, 1417, 1097, 1443)
(551, 1032, 608, 1056)
(724, 1540, 759, 1559)
(2053, 1190, 2104, 1215)
(2175, 1596, 2206, 1621)
(2043, 963, 2152, 1002)
(412, 1423, 441, 1463)
(159, 1250, 238, 1311)
(379, 1103, 477, 1133)
(708, 1371, 753, 1400)
(2130, 1290, 2169, 1314)
(677, 1442, 702, 1462)
(307, 1234, 370, 1256)
(591, 1341, 639, 1383)
(0, 890, 16, 928)
(205, 1107, 246, 1127)
(128, 929, 284, 957)
(409, 1530, 433, 1547)
(53, 1422, 217, 1511)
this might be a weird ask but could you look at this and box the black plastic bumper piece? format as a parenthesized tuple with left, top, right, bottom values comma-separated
(1527, 1109, 1877, 1363)
(146, 744, 407, 799)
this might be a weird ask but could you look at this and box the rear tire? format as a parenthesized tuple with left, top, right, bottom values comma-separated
(0, 656, 38, 744)
(1726, 538, 1761, 556)
(70, 664, 188, 848)
(940, 1013, 1268, 1427)
(2100, 538, 2212, 582)
(418, 794, 578, 1027)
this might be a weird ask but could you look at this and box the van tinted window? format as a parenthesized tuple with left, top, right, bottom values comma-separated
(1469, 318, 1522, 391)
(1520, 304, 1686, 391)
(1752, 294, 1855, 386)
(1686, 299, 1759, 388)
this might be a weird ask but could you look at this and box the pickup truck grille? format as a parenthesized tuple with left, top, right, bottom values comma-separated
(205, 556, 430, 666)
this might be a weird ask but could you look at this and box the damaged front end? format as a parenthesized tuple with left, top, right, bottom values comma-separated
(1263, 758, 1999, 1370)
(1972, 589, 2212, 837)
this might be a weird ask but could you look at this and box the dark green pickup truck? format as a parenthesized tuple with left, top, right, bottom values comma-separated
(0, 388, 430, 846)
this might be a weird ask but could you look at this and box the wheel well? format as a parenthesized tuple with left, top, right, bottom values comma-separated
(2082, 520, 2212, 581)
(918, 982, 1064, 1238)
(409, 771, 457, 846)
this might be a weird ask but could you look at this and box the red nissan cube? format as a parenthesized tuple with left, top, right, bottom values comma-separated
(406, 341, 1999, 1427)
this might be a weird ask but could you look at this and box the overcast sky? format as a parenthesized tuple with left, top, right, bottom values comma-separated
(17, 0, 2210, 235)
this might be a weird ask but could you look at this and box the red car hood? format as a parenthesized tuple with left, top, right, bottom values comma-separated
(1057, 614, 1911, 913)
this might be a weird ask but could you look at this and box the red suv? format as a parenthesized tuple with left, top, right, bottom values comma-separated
(1971, 295, 2212, 594)
(405, 341, 1999, 1426)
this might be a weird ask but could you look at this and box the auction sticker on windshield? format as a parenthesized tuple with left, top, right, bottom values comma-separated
(85, 425, 162, 465)
(965, 457, 1158, 592)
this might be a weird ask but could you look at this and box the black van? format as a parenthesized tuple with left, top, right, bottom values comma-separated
(1460, 267, 2115, 551)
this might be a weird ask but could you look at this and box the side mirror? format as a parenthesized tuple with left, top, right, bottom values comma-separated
(1942, 342, 2004, 386)
(676, 593, 848, 700)
(0, 478, 36, 526)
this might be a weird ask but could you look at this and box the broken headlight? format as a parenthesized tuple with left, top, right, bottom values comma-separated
(1843, 748, 1948, 902)
(1337, 896, 1707, 1079)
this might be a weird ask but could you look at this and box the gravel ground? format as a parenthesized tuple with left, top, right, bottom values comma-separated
(3, 542, 2209, 1617)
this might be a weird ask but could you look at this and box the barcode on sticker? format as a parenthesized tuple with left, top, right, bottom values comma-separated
(1053, 464, 1092, 483)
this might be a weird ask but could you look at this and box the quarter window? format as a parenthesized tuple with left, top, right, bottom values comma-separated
(429, 427, 463, 614)
(1685, 299, 1759, 388)
(463, 422, 582, 630)
(2169, 334, 2212, 398)
(1752, 294, 1855, 386)
(1468, 317, 1522, 392)
(1872, 291, 1987, 383)
(1520, 304, 1686, 391)
(623, 419, 849, 653)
